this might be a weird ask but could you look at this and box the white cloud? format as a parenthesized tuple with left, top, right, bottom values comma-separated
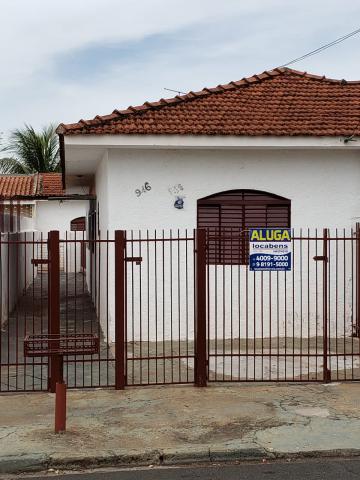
(0, 0, 273, 88)
(1, 0, 360, 134)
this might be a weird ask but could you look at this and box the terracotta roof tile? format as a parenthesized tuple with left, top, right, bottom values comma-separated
(57, 67, 360, 137)
(40, 173, 64, 197)
(0, 173, 64, 199)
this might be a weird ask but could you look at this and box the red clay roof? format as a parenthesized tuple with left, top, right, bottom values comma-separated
(0, 173, 64, 199)
(57, 67, 360, 137)
(40, 173, 64, 197)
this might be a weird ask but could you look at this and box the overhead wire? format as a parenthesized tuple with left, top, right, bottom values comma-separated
(280, 27, 360, 67)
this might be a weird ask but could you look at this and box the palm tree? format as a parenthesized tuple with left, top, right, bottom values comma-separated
(0, 124, 60, 174)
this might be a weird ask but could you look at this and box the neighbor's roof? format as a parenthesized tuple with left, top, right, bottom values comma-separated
(57, 67, 360, 137)
(0, 173, 64, 199)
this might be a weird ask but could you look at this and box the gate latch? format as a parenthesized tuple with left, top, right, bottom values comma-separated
(125, 257, 142, 265)
(313, 255, 328, 262)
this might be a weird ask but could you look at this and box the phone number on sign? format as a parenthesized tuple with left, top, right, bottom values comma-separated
(254, 261, 289, 267)
(252, 255, 289, 261)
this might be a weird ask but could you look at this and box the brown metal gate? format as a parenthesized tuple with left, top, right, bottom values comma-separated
(1, 227, 360, 392)
(120, 230, 205, 387)
(205, 227, 360, 383)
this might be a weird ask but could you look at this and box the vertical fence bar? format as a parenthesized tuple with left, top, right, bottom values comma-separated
(48, 230, 60, 393)
(356, 223, 360, 338)
(195, 229, 207, 387)
(322, 228, 331, 383)
(115, 230, 126, 390)
(0, 230, 2, 391)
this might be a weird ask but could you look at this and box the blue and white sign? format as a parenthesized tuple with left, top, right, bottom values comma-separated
(249, 228, 292, 271)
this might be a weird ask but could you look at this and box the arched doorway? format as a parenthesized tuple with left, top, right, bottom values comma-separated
(70, 216, 86, 232)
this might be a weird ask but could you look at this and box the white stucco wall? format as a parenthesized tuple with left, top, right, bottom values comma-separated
(89, 146, 360, 344)
(35, 200, 88, 234)
(95, 151, 110, 235)
(35, 199, 88, 273)
(102, 148, 360, 230)
(87, 151, 114, 329)
(0, 232, 36, 327)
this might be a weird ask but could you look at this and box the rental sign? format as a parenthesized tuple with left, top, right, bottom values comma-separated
(249, 228, 292, 271)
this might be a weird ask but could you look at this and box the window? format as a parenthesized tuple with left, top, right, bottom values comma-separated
(197, 189, 291, 265)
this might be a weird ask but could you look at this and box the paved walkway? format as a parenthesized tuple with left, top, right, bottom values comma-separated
(0, 272, 114, 391)
(0, 383, 360, 473)
(1, 271, 360, 391)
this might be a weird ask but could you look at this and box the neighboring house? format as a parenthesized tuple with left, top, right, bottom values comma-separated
(0, 173, 89, 326)
(0, 172, 88, 234)
(55, 67, 360, 345)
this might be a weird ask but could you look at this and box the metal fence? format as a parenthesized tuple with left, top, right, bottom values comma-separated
(0, 232, 48, 391)
(206, 228, 360, 383)
(0, 227, 359, 392)
(124, 230, 197, 386)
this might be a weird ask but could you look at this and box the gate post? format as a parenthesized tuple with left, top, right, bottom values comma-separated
(115, 230, 126, 390)
(322, 228, 331, 383)
(195, 229, 207, 387)
(48, 230, 60, 393)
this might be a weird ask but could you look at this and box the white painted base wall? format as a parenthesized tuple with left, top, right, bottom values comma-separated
(0, 232, 36, 327)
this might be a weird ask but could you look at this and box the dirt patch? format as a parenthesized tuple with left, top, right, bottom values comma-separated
(174, 418, 286, 444)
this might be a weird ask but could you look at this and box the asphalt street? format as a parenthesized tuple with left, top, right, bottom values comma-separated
(16, 458, 360, 479)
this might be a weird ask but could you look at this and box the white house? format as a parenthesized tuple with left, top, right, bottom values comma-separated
(57, 67, 360, 235)
(0, 172, 88, 234)
(52, 68, 360, 378)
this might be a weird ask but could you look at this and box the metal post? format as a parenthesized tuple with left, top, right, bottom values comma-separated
(115, 230, 126, 390)
(48, 230, 60, 393)
(356, 223, 360, 338)
(55, 380, 67, 433)
(322, 228, 331, 383)
(9, 200, 13, 233)
(16, 200, 20, 232)
(195, 229, 207, 387)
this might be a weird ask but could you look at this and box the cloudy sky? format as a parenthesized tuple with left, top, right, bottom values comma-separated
(1, 0, 360, 136)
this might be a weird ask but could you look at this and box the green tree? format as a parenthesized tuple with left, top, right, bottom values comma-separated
(0, 124, 60, 174)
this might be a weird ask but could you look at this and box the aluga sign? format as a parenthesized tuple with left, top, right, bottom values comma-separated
(249, 228, 292, 271)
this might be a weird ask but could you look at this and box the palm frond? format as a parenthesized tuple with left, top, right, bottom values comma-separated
(0, 157, 30, 174)
(2, 124, 60, 173)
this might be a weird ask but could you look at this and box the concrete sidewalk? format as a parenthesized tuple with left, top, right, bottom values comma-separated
(0, 383, 360, 473)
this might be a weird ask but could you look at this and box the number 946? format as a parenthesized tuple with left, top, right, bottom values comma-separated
(135, 182, 151, 197)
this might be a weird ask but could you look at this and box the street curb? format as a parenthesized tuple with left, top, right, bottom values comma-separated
(268, 448, 360, 459)
(0, 454, 49, 474)
(209, 443, 269, 462)
(49, 449, 163, 470)
(2, 447, 360, 474)
(161, 446, 210, 465)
